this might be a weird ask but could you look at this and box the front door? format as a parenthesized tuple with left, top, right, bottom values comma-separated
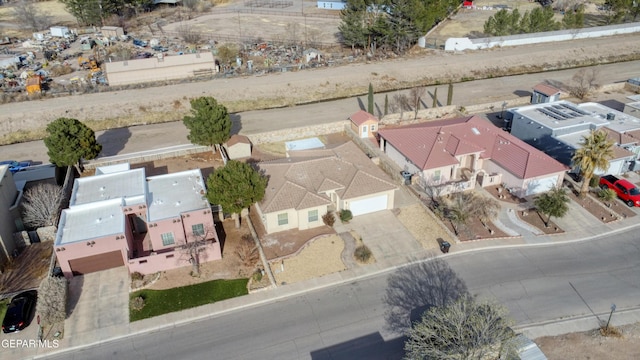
(362, 125, 368, 137)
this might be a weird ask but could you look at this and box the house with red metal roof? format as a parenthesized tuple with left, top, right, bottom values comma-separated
(378, 115, 568, 197)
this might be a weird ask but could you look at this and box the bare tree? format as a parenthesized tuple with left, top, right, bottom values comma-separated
(177, 23, 202, 44)
(570, 68, 600, 99)
(180, 226, 216, 277)
(37, 276, 68, 325)
(236, 234, 259, 268)
(410, 86, 426, 118)
(405, 295, 515, 360)
(12, 0, 52, 32)
(392, 93, 410, 118)
(21, 183, 65, 229)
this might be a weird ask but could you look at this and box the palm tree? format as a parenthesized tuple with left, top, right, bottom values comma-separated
(571, 129, 614, 197)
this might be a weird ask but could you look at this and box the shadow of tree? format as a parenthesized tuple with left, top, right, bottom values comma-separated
(96, 127, 132, 157)
(230, 113, 242, 135)
(357, 97, 365, 111)
(383, 259, 469, 335)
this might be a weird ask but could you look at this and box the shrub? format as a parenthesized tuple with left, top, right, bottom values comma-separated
(339, 210, 353, 223)
(598, 188, 617, 202)
(130, 295, 145, 311)
(589, 175, 600, 188)
(131, 272, 144, 282)
(354, 245, 372, 263)
(322, 211, 335, 226)
(252, 270, 263, 283)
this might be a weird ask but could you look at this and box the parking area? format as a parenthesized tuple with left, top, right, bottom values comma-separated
(64, 267, 129, 347)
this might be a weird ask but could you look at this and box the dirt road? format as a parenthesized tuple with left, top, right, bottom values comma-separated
(1, 34, 639, 138)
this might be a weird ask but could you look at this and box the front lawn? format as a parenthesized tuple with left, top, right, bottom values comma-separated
(130, 278, 248, 322)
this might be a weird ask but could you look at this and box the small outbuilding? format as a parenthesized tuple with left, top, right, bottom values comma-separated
(531, 83, 562, 104)
(349, 110, 379, 138)
(224, 135, 252, 160)
(101, 26, 124, 39)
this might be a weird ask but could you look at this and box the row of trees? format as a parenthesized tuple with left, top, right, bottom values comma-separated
(60, 0, 153, 26)
(483, 6, 584, 36)
(339, 0, 459, 54)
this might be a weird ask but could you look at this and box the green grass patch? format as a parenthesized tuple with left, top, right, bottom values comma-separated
(0, 298, 9, 324)
(129, 278, 248, 322)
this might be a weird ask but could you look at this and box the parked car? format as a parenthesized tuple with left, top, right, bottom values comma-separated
(2, 290, 37, 333)
(599, 174, 640, 207)
(0, 160, 32, 174)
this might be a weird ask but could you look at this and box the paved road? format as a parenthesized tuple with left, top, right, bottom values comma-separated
(2, 60, 640, 164)
(40, 229, 640, 360)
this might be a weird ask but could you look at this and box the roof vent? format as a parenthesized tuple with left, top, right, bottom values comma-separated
(471, 127, 480, 135)
(606, 113, 616, 121)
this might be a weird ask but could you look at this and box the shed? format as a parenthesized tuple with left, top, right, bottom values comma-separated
(303, 48, 321, 63)
(317, 0, 346, 10)
(531, 83, 562, 104)
(224, 135, 252, 160)
(101, 26, 124, 38)
(349, 110, 379, 138)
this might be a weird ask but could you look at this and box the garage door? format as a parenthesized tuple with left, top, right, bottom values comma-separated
(525, 175, 559, 196)
(349, 194, 388, 216)
(69, 251, 124, 276)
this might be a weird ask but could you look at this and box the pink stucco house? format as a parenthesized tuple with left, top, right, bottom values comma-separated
(54, 163, 221, 278)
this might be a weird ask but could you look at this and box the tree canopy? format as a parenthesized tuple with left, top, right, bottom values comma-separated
(572, 129, 614, 196)
(484, 6, 583, 36)
(534, 187, 570, 227)
(183, 96, 232, 147)
(206, 160, 267, 217)
(339, 0, 457, 54)
(44, 117, 102, 168)
(404, 295, 515, 360)
(60, 0, 152, 26)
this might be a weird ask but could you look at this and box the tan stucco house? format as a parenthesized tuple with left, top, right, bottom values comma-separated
(349, 110, 379, 138)
(255, 142, 397, 234)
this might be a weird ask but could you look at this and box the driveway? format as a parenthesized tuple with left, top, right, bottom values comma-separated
(336, 210, 425, 262)
(64, 267, 129, 347)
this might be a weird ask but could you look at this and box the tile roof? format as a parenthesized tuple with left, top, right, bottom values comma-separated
(379, 116, 568, 179)
(533, 83, 562, 97)
(258, 142, 396, 213)
(350, 110, 379, 126)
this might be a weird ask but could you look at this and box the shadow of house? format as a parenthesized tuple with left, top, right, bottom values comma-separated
(66, 274, 84, 317)
(382, 259, 469, 335)
(96, 127, 132, 157)
(310, 332, 406, 360)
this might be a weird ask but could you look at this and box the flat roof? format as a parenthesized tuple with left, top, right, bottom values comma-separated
(146, 169, 208, 222)
(56, 198, 125, 245)
(70, 168, 146, 206)
(510, 100, 640, 133)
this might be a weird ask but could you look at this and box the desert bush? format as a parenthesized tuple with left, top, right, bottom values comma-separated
(236, 234, 259, 267)
(252, 270, 263, 283)
(131, 272, 144, 282)
(354, 244, 372, 263)
(178, 24, 202, 44)
(322, 211, 335, 226)
(339, 210, 353, 223)
(598, 188, 617, 202)
(48, 64, 74, 77)
(589, 175, 600, 188)
(130, 295, 145, 311)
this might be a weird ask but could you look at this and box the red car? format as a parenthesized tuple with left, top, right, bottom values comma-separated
(599, 175, 640, 207)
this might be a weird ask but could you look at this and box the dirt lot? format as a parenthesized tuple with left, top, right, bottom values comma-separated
(536, 322, 640, 359)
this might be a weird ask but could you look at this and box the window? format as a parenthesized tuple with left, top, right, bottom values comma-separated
(308, 210, 318, 222)
(161, 232, 175, 246)
(277, 213, 288, 226)
(192, 223, 205, 237)
(433, 170, 441, 181)
(370, 125, 376, 131)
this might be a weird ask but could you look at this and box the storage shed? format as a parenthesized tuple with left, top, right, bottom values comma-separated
(101, 26, 124, 38)
(349, 110, 379, 138)
(224, 135, 252, 160)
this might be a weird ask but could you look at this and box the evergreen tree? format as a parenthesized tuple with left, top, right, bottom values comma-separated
(447, 82, 453, 106)
(367, 83, 374, 114)
(339, 0, 368, 50)
(183, 97, 232, 148)
(44, 117, 102, 171)
(432, 87, 438, 108)
(384, 94, 389, 115)
(206, 161, 267, 228)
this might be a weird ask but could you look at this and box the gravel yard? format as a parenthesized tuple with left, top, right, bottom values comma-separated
(395, 204, 453, 250)
(270, 234, 345, 285)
